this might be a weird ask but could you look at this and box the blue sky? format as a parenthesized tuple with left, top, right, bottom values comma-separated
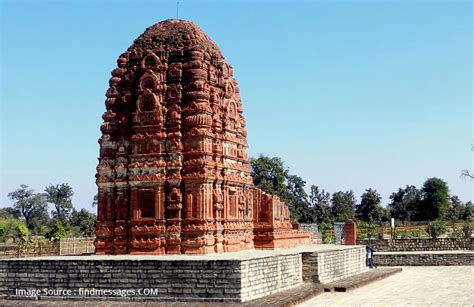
(1, 0, 472, 213)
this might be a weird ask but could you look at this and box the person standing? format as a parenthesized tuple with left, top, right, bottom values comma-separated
(366, 246, 377, 269)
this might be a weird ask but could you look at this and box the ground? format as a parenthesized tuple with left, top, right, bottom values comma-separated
(299, 266, 474, 307)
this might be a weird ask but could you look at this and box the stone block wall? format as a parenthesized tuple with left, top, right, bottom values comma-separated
(357, 238, 473, 252)
(240, 255, 302, 301)
(301, 246, 368, 284)
(0, 260, 238, 301)
(375, 252, 474, 266)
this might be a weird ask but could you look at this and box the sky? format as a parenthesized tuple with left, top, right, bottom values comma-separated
(1, 0, 472, 214)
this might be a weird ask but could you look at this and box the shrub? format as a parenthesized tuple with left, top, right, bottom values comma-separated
(17, 224, 30, 242)
(426, 220, 447, 239)
(0, 218, 26, 243)
(319, 223, 333, 244)
(357, 231, 368, 240)
(410, 229, 428, 239)
(393, 230, 404, 239)
(45, 219, 80, 241)
(462, 223, 472, 239)
(450, 225, 463, 238)
(366, 224, 378, 239)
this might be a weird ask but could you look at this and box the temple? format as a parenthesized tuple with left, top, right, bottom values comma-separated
(95, 19, 310, 254)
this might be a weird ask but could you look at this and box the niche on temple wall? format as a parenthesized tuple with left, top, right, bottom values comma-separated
(138, 92, 156, 112)
(137, 189, 156, 218)
(141, 52, 161, 69)
(139, 72, 158, 91)
(228, 187, 237, 219)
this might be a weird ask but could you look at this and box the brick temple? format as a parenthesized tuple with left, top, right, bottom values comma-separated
(95, 19, 310, 254)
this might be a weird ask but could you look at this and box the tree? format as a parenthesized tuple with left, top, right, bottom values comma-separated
(356, 189, 384, 224)
(7, 185, 47, 231)
(250, 155, 313, 222)
(285, 174, 314, 222)
(461, 201, 473, 221)
(44, 184, 74, 221)
(0, 218, 26, 243)
(29, 207, 52, 235)
(418, 178, 450, 221)
(309, 185, 333, 224)
(0, 207, 21, 219)
(45, 219, 80, 241)
(331, 191, 356, 222)
(250, 155, 288, 196)
(461, 144, 473, 179)
(70, 209, 96, 237)
(446, 196, 465, 222)
(461, 169, 473, 179)
(388, 185, 421, 222)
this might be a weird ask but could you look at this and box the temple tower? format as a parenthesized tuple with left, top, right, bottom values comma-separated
(95, 19, 309, 254)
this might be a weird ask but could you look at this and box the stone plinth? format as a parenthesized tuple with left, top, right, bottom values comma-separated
(0, 245, 366, 302)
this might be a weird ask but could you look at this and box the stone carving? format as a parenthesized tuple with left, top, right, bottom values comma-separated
(95, 19, 310, 254)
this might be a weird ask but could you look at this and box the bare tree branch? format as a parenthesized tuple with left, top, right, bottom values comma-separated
(461, 169, 474, 179)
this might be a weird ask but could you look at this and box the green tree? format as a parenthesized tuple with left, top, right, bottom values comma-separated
(426, 220, 447, 239)
(0, 207, 21, 219)
(309, 185, 333, 224)
(461, 201, 473, 221)
(70, 209, 96, 237)
(0, 218, 26, 243)
(388, 185, 420, 222)
(8, 185, 47, 231)
(44, 184, 74, 221)
(286, 174, 314, 223)
(356, 189, 385, 224)
(419, 178, 450, 221)
(250, 155, 288, 196)
(45, 219, 80, 241)
(446, 196, 465, 222)
(250, 155, 313, 222)
(29, 207, 52, 235)
(331, 190, 356, 222)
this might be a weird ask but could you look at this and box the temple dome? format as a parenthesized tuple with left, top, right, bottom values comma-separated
(129, 19, 223, 58)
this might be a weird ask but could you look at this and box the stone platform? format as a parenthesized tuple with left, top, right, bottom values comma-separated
(0, 245, 368, 303)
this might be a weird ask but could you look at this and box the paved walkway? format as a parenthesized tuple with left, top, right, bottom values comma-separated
(299, 266, 474, 307)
